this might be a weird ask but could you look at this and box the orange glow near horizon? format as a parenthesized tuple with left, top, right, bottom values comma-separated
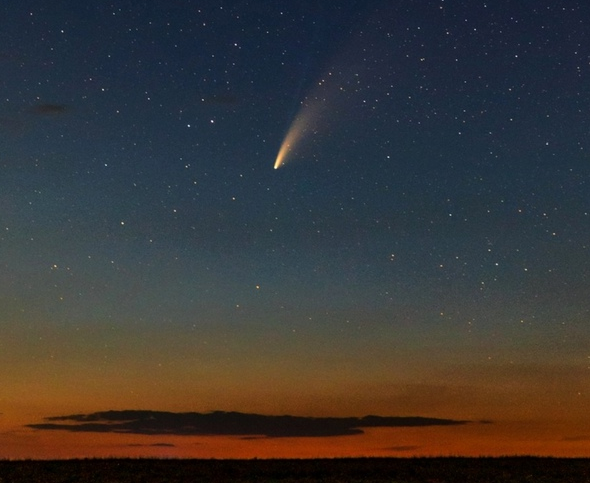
(3, 419, 590, 460)
(3, 350, 590, 459)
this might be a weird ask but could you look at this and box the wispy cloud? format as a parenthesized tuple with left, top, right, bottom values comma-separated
(27, 410, 468, 438)
(562, 435, 590, 442)
(126, 443, 176, 447)
(28, 103, 68, 115)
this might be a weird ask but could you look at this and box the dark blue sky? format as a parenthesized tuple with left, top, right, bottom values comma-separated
(1, 0, 589, 458)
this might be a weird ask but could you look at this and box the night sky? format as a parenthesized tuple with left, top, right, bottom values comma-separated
(1, 0, 589, 458)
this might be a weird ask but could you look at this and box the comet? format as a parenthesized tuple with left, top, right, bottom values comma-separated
(273, 96, 323, 170)
(274, 114, 307, 169)
(273, 32, 363, 170)
(273, 9, 377, 170)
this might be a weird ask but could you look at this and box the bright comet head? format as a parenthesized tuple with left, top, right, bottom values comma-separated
(274, 142, 290, 170)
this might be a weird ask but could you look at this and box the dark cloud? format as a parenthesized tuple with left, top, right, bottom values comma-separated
(27, 410, 468, 438)
(28, 103, 68, 115)
(0, 103, 68, 135)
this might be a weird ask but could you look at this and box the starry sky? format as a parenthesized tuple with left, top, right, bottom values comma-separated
(1, 0, 589, 459)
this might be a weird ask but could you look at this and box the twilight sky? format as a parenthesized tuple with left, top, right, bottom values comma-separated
(1, 0, 589, 458)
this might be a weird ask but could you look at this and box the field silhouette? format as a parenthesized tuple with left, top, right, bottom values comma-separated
(1, 457, 589, 482)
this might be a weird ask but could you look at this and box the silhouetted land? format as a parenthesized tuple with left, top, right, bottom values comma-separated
(1, 457, 589, 482)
